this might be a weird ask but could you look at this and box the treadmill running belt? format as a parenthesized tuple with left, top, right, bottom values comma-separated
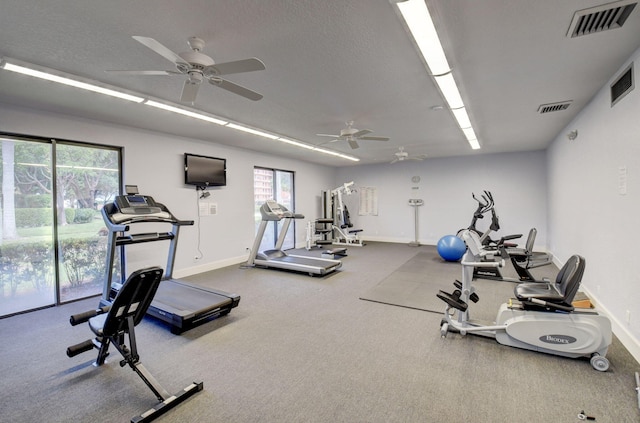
(151, 280, 232, 317)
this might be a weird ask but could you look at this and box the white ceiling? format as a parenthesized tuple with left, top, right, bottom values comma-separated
(1, 0, 640, 166)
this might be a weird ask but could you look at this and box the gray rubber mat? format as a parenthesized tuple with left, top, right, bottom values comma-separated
(359, 248, 550, 317)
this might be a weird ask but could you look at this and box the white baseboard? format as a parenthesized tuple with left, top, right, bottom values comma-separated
(174, 254, 248, 279)
(361, 235, 437, 245)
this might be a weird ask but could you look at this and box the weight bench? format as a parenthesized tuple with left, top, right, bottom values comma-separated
(66, 267, 203, 423)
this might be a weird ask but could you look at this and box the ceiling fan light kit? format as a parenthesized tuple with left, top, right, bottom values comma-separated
(106, 36, 266, 104)
(316, 121, 390, 149)
(390, 147, 427, 164)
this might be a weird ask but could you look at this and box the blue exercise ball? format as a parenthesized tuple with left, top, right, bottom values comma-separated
(437, 235, 466, 261)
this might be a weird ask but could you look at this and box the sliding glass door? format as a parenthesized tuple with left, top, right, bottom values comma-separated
(253, 167, 295, 252)
(0, 134, 121, 317)
(1, 138, 55, 315)
(56, 143, 120, 302)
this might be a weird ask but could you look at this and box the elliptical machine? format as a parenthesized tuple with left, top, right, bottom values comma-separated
(457, 191, 551, 283)
(457, 191, 521, 249)
(436, 229, 612, 371)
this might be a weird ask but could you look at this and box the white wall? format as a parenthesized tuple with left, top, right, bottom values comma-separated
(335, 151, 548, 248)
(547, 47, 640, 359)
(0, 102, 549, 276)
(0, 103, 336, 278)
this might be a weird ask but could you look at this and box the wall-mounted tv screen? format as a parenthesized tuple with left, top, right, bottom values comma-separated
(184, 153, 227, 188)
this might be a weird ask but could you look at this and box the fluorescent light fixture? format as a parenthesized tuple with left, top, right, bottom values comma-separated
(226, 123, 279, 139)
(468, 138, 481, 150)
(278, 138, 359, 161)
(451, 107, 471, 129)
(396, 0, 482, 151)
(461, 126, 476, 141)
(1, 60, 145, 103)
(313, 147, 360, 162)
(434, 73, 463, 109)
(144, 100, 228, 125)
(277, 137, 316, 150)
(397, 0, 450, 75)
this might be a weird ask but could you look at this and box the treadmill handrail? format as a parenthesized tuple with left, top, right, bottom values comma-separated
(114, 215, 194, 226)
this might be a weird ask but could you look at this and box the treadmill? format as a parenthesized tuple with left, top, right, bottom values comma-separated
(100, 192, 240, 334)
(246, 200, 342, 275)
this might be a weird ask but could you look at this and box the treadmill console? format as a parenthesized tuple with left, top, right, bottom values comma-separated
(115, 195, 162, 215)
(265, 200, 286, 216)
(259, 200, 301, 221)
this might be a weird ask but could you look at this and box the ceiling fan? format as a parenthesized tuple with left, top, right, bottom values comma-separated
(390, 147, 427, 164)
(316, 121, 389, 149)
(106, 36, 266, 104)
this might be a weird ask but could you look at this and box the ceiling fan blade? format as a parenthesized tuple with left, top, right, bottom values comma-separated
(204, 58, 266, 76)
(348, 140, 360, 149)
(181, 80, 200, 104)
(105, 70, 182, 76)
(390, 158, 399, 164)
(132, 36, 191, 68)
(208, 78, 263, 101)
(352, 129, 372, 138)
(316, 133, 341, 138)
(359, 136, 389, 141)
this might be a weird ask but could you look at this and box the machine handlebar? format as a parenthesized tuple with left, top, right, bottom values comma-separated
(461, 258, 505, 268)
(529, 298, 574, 312)
(472, 190, 494, 215)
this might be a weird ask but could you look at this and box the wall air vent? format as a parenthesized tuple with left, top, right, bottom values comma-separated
(611, 62, 634, 106)
(537, 101, 573, 114)
(567, 0, 637, 38)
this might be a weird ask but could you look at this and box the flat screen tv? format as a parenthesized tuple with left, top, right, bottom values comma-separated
(184, 153, 227, 188)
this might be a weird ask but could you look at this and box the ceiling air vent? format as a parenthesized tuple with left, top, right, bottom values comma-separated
(611, 62, 634, 106)
(567, 0, 637, 38)
(537, 101, 573, 114)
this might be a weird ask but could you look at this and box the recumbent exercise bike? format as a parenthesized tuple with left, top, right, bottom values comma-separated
(437, 230, 612, 371)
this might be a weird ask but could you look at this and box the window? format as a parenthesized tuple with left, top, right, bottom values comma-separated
(253, 167, 295, 252)
(0, 133, 121, 317)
